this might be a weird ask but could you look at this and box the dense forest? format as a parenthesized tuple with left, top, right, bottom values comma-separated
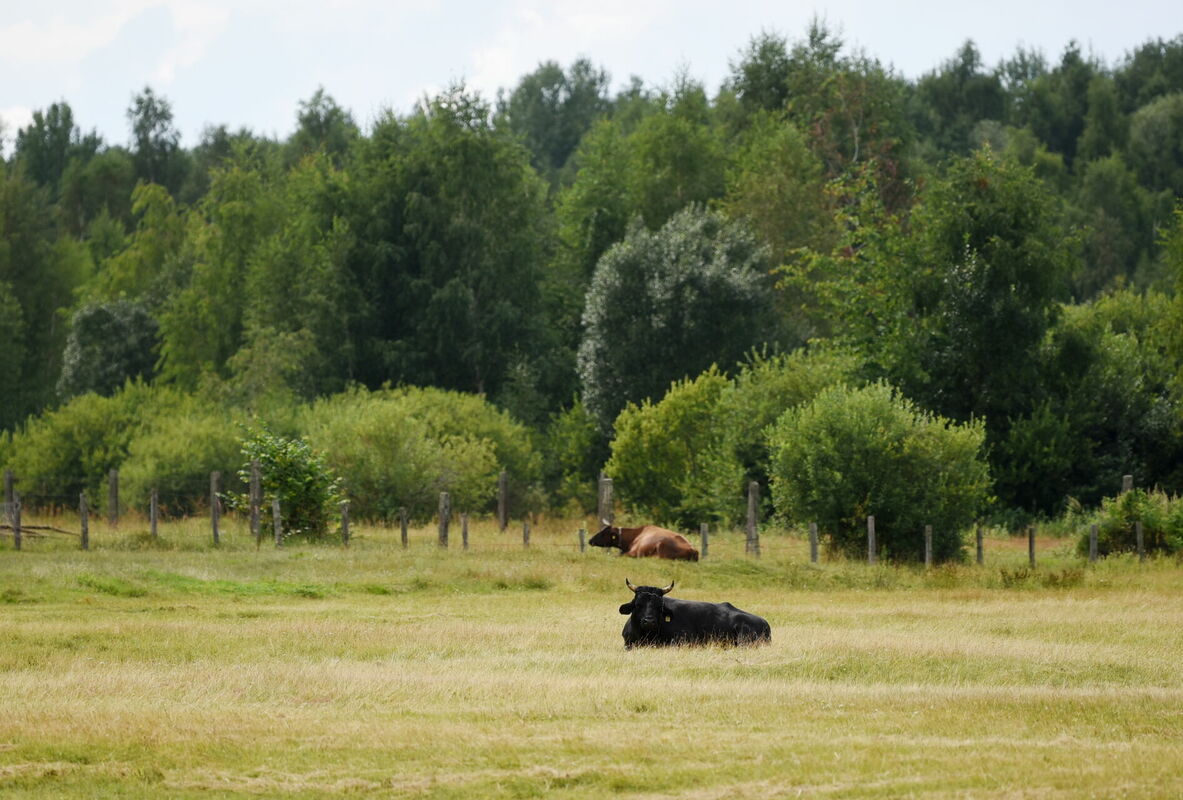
(4, 23, 1183, 542)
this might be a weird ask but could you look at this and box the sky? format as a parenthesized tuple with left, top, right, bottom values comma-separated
(1, 0, 1180, 155)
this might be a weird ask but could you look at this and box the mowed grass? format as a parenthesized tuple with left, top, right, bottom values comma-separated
(2, 515, 1182, 798)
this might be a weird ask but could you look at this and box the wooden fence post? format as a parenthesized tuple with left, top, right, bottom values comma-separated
(462, 513, 469, 551)
(341, 501, 350, 547)
(809, 522, 819, 564)
(498, 471, 508, 532)
(438, 492, 450, 548)
(700, 523, 709, 560)
(924, 525, 933, 567)
(598, 476, 614, 524)
(1136, 520, 1144, 563)
(150, 487, 159, 540)
(522, 519, 530, 549)
(1122, 474, 1133, 493)
(1089, 523, 1098, 563)
(108, 468, 119, 528)
(976, 526, 984, 566)
(10, 492, 19, 551)
(250, 460, 261, 548)
(867, 516, 876, 564)
(80, 492, 89, 551)
(746, 482, 760, 557)
(1028, 525, 1036, 567)
(399, 507, 408, 549)
(210, 471, 221, 546)
(578, 528, 586, 552)
(273, 499, 282, 547)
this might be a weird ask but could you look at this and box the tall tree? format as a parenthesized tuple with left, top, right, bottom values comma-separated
(909, 40, 1007, 154)
(496, 59, 611, 185)
(578, 205, 776, 430)
(14, 102, 100, 195)
(286, 88, 359, 168)
(127, 86, 187, 194)
(349, 85, 550, 401)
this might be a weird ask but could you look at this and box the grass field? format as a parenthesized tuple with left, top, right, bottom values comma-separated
(2, 515, 1182, 798)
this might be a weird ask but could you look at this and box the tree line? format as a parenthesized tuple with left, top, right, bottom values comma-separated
(3, 22, 1183, 535)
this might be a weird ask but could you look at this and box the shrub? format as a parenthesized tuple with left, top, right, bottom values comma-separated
(121, 408, 245, 517)
(767, 382, 990, 562)
(230, 425, 343, 540)
(300, 386, 538, 521)
(1076, 488, 1183, 557)
(607, 366, 732, 527)
(541, 398, 607, 516)
(1, 382, 181, 511)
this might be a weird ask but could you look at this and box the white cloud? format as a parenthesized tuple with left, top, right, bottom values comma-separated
(0, 106, 35, 157)
(154, 0, 230, 84)
(0, 1, 156, 65)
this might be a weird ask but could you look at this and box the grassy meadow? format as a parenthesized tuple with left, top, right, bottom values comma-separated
(2, 514, 1182, 798)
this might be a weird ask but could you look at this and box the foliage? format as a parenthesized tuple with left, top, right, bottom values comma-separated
(120, 406, 245, 517)
(540, 398, 606, 516)
(767, 382, 990, 561)
(1077, 488, 1183, 557)
(56, 300, 159, 400)
(0, 382, 177, 510)
(607, 367, 732, 527)
(230, 425, 343, 541)
(578, 205, 776, 430)
(300, 386, 539, 521)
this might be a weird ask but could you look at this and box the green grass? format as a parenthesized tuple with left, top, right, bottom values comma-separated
(1, 514, 1182, 797)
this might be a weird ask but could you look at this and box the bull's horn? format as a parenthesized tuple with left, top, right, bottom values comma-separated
(601, 518, 611, 527)
(659, 580, 675, 595)
(625, 578, 638, 593)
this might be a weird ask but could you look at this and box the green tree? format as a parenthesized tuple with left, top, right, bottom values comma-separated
(909, 40, 1007, 154)
(286, 88, 359, 168)
(57, 300, 159, 400)
(13, 101, 101, 196)
(127, 86, 188, 194)
(348, 86, 550, 399)
(1016, 42, 1097, 166)
(607, 367, 732, 527)
(727, 30, 792, 119)
(1125, 92, 1183, 195)
(577, 205, 776, 430)
(1076, 75, 1127, 161)
(496, 58, 611, 185)
(768, 382, 990, 561)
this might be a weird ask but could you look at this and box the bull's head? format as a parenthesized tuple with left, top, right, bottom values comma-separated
(619, 578, 675, 631)
(589, 519, 620, 549)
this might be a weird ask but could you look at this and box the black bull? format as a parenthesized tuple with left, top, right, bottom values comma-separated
(618, 580, 771, 648)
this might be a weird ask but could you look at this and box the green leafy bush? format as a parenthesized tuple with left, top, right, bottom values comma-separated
(231, 426, 343, 540)
(541, 398, 606, 516)
(1, 382, 180, 511)
(767, 382, 990, 562)
(605, 347, 861, 527)
(1077, 488, 1183, 557)
(121, 407, 245, 516)
(300, 386, 538, 521)
(607, 366, 732, 527)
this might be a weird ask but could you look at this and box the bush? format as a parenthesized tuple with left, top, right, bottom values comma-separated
(121, 407, 245, 516)
(230, 425, 343, 540)
(541, 398, 607, 516)
(607, 367, 732, 527)
(300, 386, 538, 521)
(1, 382, 180, 511)
(1076, 488, 1183, 557)
(767, 382, 990, 562)
(605, 347, 861, 527)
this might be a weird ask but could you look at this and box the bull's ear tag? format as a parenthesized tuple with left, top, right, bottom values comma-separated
(664, 616, 672, 623)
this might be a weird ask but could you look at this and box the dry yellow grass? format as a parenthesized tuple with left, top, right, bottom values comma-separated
(1, 515, 1182, 797)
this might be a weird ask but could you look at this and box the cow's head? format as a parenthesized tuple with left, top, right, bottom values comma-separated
(619, 578, 675, 631)
(589, 520, 620, 549)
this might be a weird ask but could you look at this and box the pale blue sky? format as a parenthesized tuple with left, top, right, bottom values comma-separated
(1, 0, 1179, 154)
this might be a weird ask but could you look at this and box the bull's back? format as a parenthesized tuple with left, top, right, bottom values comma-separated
(627, 527, 699, 561)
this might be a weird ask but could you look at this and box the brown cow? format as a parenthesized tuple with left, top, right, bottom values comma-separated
(588, 521, 699, 561)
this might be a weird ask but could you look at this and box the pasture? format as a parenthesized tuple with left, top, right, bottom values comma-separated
(2, 516, 1182, 798)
